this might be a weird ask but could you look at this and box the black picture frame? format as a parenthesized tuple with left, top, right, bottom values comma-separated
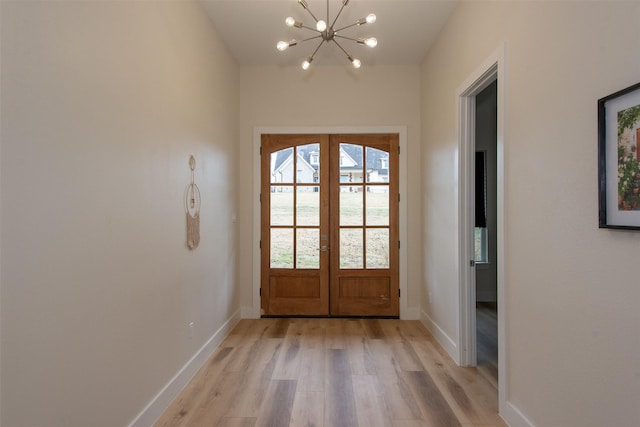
(598, 81, 640, 230)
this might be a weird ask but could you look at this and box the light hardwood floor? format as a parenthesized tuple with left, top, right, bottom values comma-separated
(155, 318, 506, 427)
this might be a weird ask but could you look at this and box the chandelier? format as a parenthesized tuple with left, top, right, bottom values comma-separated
(276, 0, 377, 70)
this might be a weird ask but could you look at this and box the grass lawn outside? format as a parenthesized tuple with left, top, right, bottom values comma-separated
(269, 189, 390, 269)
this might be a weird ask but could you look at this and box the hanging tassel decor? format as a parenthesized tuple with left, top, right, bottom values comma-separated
(185, 155, 201, 250)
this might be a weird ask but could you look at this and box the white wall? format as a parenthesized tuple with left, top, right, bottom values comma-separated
(0, 1, 239, 425)
(421, 1, 640, 426)
(238, 65, 422, 316)
(0, 1, 3, 421)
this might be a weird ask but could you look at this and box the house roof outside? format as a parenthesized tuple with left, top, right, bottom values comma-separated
(271, 143, 389, 176)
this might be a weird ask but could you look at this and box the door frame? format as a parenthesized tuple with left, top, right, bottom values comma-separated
(249, 126, 410, 319)
(456, 44, 506, 415)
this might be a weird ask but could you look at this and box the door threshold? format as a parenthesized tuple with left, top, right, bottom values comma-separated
(261, 315, 399, 319)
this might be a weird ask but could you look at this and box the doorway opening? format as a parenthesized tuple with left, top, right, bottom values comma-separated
(474, 81, 498, 387)
(260, 133, 399, 317)
(457, 44, 506, 416)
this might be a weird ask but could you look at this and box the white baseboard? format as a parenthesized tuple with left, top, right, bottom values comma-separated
(128, 309, 241, 427)
(500, 400, 536, 427)
(419, 310, 459, 364)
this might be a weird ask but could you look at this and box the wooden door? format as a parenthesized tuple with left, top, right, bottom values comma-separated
(261, 134, 330, 315)
(329, 134, 399, 316)
(261, 133, 399, 317)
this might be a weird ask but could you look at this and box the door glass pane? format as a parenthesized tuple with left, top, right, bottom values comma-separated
(340, 228, 363, 269)
(271, 228, 293, 268)
(340, 190, 363, 226)
(339, 144, 363, 183)
(270, 148, 294, 183)
(366, 229, 389, 269)
(297, 228, 319, 269)
(296, 143, 320, 184)
(270, 186, 293, 225)
(475, 227, 489, 263)
(365, 147, 389, 183)
(297, 186, 319, 226)
(366, 186, 389, 226)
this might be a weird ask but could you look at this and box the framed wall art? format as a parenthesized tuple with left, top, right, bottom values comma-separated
(598, 81, 640, 230)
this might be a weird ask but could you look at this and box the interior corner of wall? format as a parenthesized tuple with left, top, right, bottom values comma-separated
(240, 306, 260, 319)
(420, 309, 459, 364)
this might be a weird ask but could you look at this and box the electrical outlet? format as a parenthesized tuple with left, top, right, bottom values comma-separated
(188, 322, 195, 339)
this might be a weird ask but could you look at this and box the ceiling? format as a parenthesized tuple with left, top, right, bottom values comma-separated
(201, 0, 458, 68)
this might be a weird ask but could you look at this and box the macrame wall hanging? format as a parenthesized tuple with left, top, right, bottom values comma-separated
(185, 155, 201, 250)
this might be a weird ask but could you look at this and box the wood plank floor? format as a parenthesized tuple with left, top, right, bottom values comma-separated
(476, 302, 498, 389)
(155, 318, 506, 427)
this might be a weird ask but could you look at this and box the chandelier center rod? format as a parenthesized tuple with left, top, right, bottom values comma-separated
(321, 28, 335, 42)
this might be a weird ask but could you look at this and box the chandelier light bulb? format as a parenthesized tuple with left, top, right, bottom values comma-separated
(285, 17, 296, 27)
(276, 41, 289, 51)
(365, 37, 377, 48)
(302, 59, 312, 70)
(316, 20, 327, 32)
(366, 13, 376, 24)
(352, 58, 361, 68)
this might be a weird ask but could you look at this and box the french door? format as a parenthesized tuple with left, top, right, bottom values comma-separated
(261, 133, 399, 316)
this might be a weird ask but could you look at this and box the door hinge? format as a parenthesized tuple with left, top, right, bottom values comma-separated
(260, 240, 262, 249)
(259, 288, 262, 296)
(398, 240, 401, 249)
(398, 193, 400, 203)
(398, 146, 400, 155)
(398, 288, 401, 297)
(260, 146, 262, 155)
(260, 193, 262, 203)
(470, 260, 475, 267)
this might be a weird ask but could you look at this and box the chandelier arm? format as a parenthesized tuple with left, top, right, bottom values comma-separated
(300, 25, 322, 33)
(333, 34, 359, 43)
(332, 39, 353, 60)
(299, 35, 323, 44)
(330, 1, 348, 29)
(309, 39, 325, 60)
(333, 21, 360, 33)
(300, 4, 321, 24)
